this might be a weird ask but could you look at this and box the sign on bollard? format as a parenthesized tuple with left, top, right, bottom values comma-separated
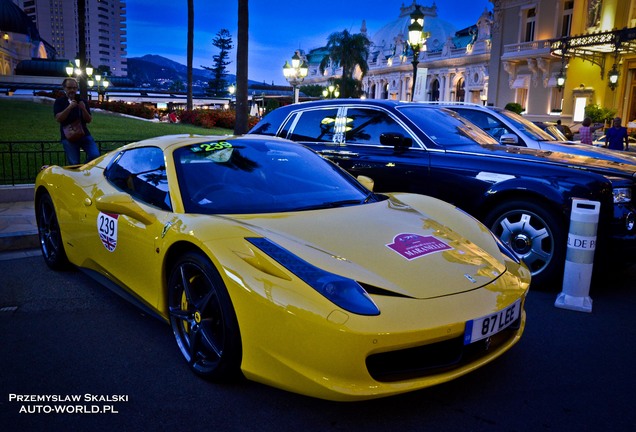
(555, 199, 600, 312)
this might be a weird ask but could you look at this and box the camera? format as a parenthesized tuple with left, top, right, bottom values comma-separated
(74, 94, 81, 102)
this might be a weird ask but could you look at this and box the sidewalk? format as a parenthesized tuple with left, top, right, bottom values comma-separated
(0, 184, 40, 260)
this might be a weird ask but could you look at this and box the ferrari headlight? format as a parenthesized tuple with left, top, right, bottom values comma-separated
(613, 187, 631, 203)
(247, 237, 380, 316)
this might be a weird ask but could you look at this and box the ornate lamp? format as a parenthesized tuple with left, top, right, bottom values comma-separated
(322, 84, 340, 99)
(407, 5, 429, 101)
(556, 69, 566, 91)
(88, 73, 110, 102)
(283, 51, 308, 103)
(608, 64, 619, 91)
(65, 61, 74, 77)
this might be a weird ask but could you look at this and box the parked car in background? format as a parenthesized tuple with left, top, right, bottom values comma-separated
(593, 134, 636, 149)
(435, 103, 636, 164)
(533, 121, 572, 141)
(35, 134, 531, 401)
(250, 99, 636, 288)
(533, 121, 574, 141)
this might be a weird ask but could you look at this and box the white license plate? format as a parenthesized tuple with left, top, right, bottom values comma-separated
(464, 299, 521, 345)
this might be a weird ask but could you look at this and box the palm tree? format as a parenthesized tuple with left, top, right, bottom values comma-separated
(186, 0, 194, 111)
(234, 0, 249, 134)
(319, 30, 371, 98)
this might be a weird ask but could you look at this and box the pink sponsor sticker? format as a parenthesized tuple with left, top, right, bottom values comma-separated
(386, 233, 452, 260)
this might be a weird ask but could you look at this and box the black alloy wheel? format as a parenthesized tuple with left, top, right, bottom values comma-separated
(485, 200, 566, 288)
(35, 191, 70, 270)
(168, 251, 242, 380)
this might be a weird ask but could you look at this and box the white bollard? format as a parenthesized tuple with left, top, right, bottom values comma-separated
(555, 199, 600, 313)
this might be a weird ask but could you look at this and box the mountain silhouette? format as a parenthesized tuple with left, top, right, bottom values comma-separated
(127, 54, 261, 88)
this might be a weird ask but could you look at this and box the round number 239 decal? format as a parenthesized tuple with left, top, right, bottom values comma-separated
(97, 212, 119, 252)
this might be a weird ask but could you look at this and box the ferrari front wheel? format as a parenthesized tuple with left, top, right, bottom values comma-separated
(168, 251, 242, 381)
(36, 191, 70, 270)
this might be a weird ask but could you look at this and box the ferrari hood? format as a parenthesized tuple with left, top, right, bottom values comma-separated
(228, 196, 506, 299)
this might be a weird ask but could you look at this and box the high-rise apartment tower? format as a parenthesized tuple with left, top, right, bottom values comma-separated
(13, 0, 127, 76)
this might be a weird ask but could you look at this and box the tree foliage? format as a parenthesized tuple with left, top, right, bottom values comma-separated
(331, 77, 365, 98)
(300, 84, 325, 98)
(584, 104, 616, 124)
(319, 30, 370, 98)
(203, 29, 234, 97)
(169, 80, 185, 92)
(504, 102, 523, 114)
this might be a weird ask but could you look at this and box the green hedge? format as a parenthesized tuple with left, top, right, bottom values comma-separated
(178, 109, 260, 130)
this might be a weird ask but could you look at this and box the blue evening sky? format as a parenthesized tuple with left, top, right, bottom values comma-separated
(126, 0, 493, 85)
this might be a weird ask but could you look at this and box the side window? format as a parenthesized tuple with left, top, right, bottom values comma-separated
(454, 110, 513, 142)
(289, 108, 340, 142)
(105, 147, 171, 210)
(278, 112, 297, 139)
(344, 108, 408, 145)
(250, 108, 290, 136)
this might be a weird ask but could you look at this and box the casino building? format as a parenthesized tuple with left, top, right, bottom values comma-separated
(302, 1, 492, 104)
(489, 0, 636, 125)
(302, 0, 636, 126)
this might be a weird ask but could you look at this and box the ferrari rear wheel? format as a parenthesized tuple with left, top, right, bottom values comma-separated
(168, 251, 242, 381)
(36, 191, 70, 270)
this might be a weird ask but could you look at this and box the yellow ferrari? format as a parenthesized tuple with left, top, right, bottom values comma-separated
(35, 134, 530, 401)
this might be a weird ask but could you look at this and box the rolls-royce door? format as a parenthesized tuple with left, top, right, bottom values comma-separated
(286, 106, 430, 194)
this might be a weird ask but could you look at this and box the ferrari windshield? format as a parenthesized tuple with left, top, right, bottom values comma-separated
(174, 138, 377, 214)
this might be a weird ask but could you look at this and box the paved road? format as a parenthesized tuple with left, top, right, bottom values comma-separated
(1, 254, 635, 431)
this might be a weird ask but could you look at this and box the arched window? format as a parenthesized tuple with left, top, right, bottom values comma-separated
(455, 78, 465, 101)
(430, 79, 440, 101)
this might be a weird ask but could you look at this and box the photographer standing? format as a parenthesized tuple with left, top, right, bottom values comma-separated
(54, 78, 100, 165)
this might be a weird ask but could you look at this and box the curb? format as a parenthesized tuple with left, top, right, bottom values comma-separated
(0, 184, 35, 203)
(0, 232, 39, 252)
(0, 186, 37, 252)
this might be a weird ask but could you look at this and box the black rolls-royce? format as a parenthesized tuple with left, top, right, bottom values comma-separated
(249, 99, 636, 288)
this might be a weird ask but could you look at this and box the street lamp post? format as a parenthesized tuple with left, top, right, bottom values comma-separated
(66, 57, 94, 99)
(608, 64, 619, 91)
(608, 48, 620, 91)
(88, 73, 110, 102)
(226, 83, 236, 109)
(322, 84, 340, 99)
(555, 40, 567, 92)
(283, 51, 308, 103)
(77, 0, 88, 99)
(556, 69, 566, 91)
(407, 5, 429, 102)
